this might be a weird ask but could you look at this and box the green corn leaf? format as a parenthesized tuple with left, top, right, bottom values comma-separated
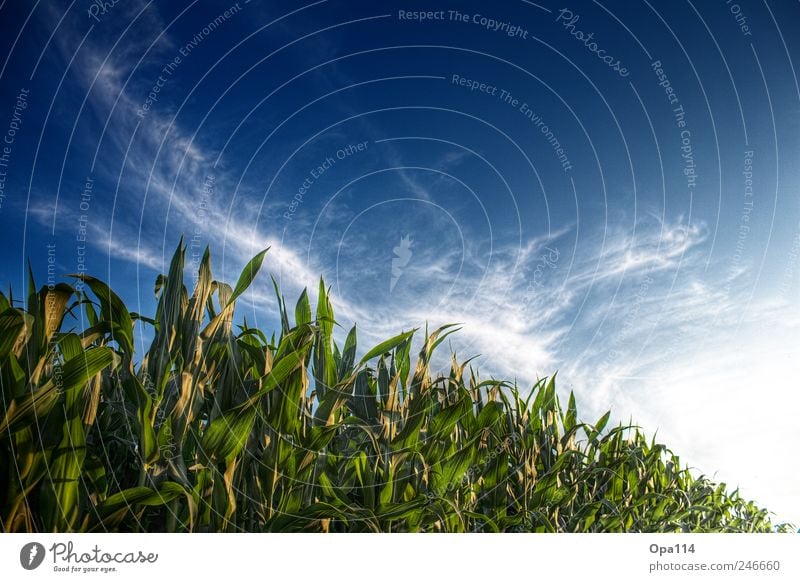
(60, 346, 116, 396)
(565, 390, 578, 431)
(338, 325, 358, 380)
(0, 308, 24, 360)
(229, 248, 269, 306)
(57, 333, 83, 362)
(41, 416, 85, 531)
(201, 405, 257, 462)
(312, 279, 336, 398)
(69, 275, 134, 355)
(360, 329, 416, 364)
(295, 288, 311, 326)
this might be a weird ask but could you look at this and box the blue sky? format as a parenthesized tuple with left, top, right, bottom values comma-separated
(0, 0, 798, 524)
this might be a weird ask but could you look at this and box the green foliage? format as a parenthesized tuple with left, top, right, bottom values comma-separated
(0, 243, 791, 532)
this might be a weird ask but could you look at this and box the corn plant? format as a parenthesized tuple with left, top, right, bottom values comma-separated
(0, 241, 792, 532)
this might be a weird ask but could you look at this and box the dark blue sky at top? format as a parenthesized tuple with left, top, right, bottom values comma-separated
(0, 1, 799, 520)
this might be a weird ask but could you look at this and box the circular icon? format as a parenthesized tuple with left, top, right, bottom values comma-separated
(19, 542, 46, 570)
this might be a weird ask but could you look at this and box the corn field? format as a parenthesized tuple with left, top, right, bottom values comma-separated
(0, 241, 790, 532)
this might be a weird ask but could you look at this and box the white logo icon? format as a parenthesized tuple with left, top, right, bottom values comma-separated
(391, 235, 413, 291)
